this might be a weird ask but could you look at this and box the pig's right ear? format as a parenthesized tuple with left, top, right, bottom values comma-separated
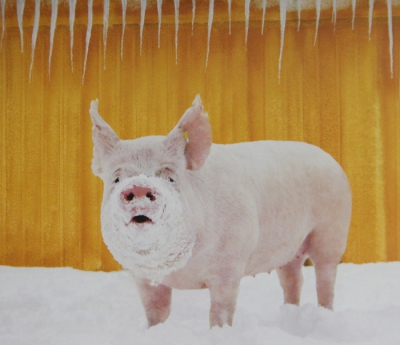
(89, 99, 119, 177)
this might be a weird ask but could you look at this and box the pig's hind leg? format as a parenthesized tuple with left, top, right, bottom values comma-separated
(136, 279, 172, 327)
(277, 252, 308, 306)
(307, 226, 348, 310)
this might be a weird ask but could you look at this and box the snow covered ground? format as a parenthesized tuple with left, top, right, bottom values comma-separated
(1, 262, 400, 345)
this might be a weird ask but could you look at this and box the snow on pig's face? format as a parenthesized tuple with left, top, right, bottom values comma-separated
(89, 96, 212, 285)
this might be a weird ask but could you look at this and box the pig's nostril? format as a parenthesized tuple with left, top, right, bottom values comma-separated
(146, 192, 155, 201)
(123, 188, 154, 202)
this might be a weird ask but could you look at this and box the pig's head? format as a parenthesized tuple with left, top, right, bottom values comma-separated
(89, 95, 212, 285)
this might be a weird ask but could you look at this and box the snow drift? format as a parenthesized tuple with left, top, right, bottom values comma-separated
(1, 262, 400, 344)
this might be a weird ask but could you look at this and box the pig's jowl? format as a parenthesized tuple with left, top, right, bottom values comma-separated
(89, 95, 352, 328)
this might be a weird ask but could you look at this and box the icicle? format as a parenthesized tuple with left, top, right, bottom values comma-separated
(245, 0, 250, 45)
(48, 0, 58, 77)
(297, 0, 301, 31)
(387, 0, 393, 78)
(174, 0, 179, 63)
(278, 0, 286, 81)
(1, 0, 6, 50)
(29, 0, 40, 81)
(103, 0, 110, 69)
(368, 0, 374, 40)
(351, 0, 356, 30)
(205, 0, 214, 69)
(121, 0, 127, 59)
(17, 0, 25, 52)
(332, 0, 337, 32)
(314, 0, 321, 45)
(140, 0, 147, 55)
(69, 0, 77, 71)
(157, 0, 162, 47)
(82, 0, 93, 84)
(192, 0, 196, 35)
(261, 0, 267, 35)
(227, 0, 232, 35)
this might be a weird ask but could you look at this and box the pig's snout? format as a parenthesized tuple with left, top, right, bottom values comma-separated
(119, 184, 158, 225)
(121, 185, 156, 202)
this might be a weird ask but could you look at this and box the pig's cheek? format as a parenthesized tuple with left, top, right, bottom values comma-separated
(105, 186, 129, 224)
(170, 182, 180, 193)
(148, 196, 166, 222)
(104, 183, 119, 201)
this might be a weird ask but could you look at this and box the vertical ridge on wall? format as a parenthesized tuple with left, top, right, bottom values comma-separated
(247, 24, 265, 142)
(302, 20, 321, 147)
(339, 18, 387, 262)
(319, 22, 341, 161)
(81, 24, 103, 270)
(5, 28, 25, 266)
(0, 25, 6, 269)
(379, 18, 400, 261)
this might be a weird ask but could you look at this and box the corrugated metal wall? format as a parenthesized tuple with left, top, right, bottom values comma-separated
(1, 0, 399, 270)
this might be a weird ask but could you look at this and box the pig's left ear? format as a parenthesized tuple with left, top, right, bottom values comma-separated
(165, 95, 212, 171)
(89, 99, 119, 177)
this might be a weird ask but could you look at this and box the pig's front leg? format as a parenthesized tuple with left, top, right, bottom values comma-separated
(208, 281, 241, 328)
(136, 279, 172, 327)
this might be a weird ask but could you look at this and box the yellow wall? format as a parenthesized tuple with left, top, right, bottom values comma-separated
(1, 0, 400, 270)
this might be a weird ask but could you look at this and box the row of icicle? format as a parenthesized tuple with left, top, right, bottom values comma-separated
(0, 0, 396, 82)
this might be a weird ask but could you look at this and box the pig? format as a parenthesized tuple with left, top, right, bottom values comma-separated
(89, 95, 352, 328)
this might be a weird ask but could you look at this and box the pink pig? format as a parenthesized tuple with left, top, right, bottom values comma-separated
(89, 95, 351, 328)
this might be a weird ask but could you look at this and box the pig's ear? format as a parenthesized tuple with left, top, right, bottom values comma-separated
(89, 99, 119, 177)
(165, 95, 212, 171)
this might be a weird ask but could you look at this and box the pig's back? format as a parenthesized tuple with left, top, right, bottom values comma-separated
(205, 140, 348, 198)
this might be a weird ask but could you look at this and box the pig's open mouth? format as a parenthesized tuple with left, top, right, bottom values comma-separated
(131, 215, 153, 224)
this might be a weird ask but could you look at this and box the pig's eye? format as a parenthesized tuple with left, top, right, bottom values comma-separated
(114, 177, 120, 184)
(169, 177, 175, 183)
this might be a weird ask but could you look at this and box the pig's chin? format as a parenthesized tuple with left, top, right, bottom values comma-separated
(100, 177, 195, 286)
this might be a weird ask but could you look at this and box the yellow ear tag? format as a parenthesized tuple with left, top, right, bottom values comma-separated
(183, 131, 189, 142)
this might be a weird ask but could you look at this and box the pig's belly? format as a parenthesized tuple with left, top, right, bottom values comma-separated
(244, 231, 310, 276)
(161, 228, 310, 290)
